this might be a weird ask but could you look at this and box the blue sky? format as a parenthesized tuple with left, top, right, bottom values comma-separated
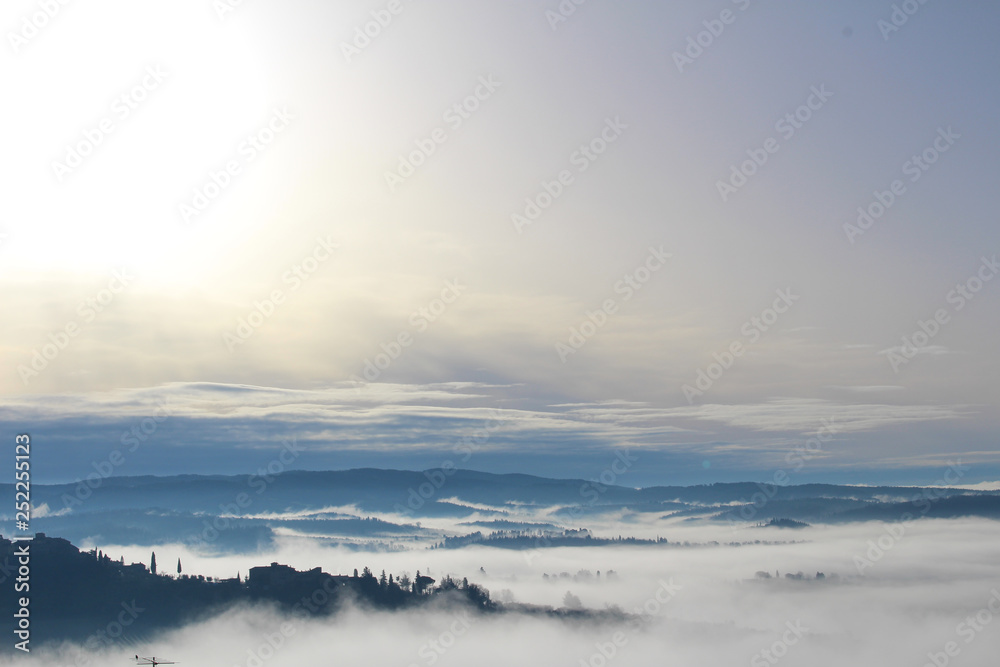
(2, 0, 998, 486)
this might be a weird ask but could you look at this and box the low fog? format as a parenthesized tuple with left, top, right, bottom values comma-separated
(14, 515, 999, 667)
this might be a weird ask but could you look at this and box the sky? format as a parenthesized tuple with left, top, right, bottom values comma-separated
(2, 0, 998, 486)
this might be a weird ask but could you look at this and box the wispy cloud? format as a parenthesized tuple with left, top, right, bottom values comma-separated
(658, 397, 967, 433)
(1, 384, 973, 485)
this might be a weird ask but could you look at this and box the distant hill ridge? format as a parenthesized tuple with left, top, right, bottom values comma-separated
(8, 468, 996, 514)
(3, 470, 997, 553)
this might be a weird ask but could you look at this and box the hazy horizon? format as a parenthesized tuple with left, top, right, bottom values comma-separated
(3, 1, 998, 664)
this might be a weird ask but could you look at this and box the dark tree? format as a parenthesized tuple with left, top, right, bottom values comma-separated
(0, 534, 499, 646)
(150, 552, 157, 575)
(177, 558, 182, 575)
(415, 572, 435, 594)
